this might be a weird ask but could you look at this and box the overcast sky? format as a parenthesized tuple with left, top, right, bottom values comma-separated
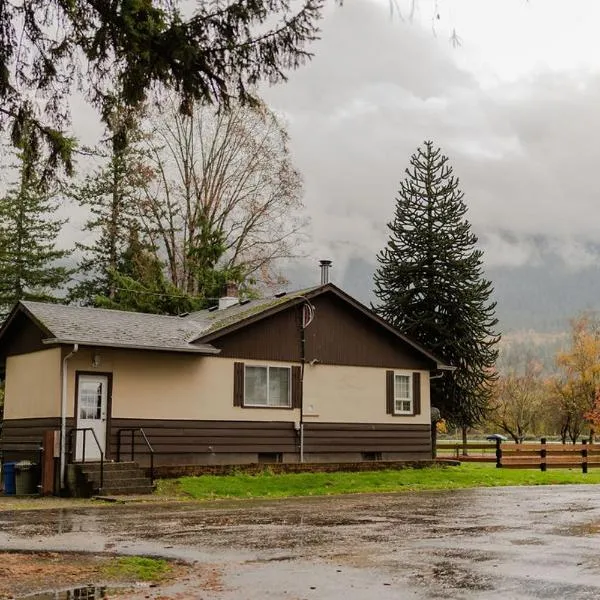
(67, 0, 600, 285)
(255, 0, 600, 279)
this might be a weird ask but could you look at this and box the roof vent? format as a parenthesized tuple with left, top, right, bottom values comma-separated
(319, 259, 332, 285)
(178, 312, 190, 318)
(240, 299, 251, 305)
(208, 305, 219, 312)
(274, 291, 287, 298)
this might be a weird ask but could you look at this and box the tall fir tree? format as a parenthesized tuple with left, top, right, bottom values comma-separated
(0, 118, 71, 317)
(374, 141, 500, 430)
(69, 102, 149, 305)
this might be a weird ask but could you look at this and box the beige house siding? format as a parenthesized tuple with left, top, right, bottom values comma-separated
(5, 347, 430, 425)
(4, 348, 62, 418)
(66, 349, 301, 422)
(302, 364, 431, 425)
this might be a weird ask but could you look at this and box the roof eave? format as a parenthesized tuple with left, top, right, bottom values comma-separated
(42, 338, 221, 355)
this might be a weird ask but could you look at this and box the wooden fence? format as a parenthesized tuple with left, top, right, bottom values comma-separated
(437, 439, 600, 472)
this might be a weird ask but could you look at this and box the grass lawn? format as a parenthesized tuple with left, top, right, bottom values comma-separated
(155, 463, 600, 501)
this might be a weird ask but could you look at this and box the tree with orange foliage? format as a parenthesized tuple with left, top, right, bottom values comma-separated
(490, 361, 544, 443)
(553, 313, 600, 443)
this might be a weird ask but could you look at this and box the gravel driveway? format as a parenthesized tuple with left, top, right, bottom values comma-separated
(2, 485, 600, 599)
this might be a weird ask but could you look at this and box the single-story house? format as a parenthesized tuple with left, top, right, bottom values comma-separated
(0, 273, 452, 483)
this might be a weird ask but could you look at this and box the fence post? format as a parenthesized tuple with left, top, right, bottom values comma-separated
(495, 439, 503, 468)
(540, 437, 547, 472)
(582, 439, 588, 474)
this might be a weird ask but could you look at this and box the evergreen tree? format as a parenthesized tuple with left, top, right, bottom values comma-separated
(69, 104, 148, 305)
(374, 141, 500, 429)
(0, 120, 71, 316)
(0, 0, 324, 176)
(95, 228, 203, 315)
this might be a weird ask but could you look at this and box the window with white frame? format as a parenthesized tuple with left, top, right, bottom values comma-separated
(394, 373, 412, 414)
(244, 365, 291, 408)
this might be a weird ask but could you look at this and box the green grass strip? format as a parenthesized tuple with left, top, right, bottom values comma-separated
(101, 556, 171, 582)
(155, 463, 600, 500)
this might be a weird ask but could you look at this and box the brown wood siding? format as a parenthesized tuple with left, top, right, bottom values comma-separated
(305, 295, 433, 369)
(108, 419, 298, 458)
(209, 291, 435, 369)
(1, 418, 63, 445)
(303, 422, 431, 454)
(0, 313, 50, 359)
(215, 308, 302, 361)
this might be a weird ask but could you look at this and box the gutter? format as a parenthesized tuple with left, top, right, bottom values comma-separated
(43, 338, 220, 355)
(60, 344, 78, 491)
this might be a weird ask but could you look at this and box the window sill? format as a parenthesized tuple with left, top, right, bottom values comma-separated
(241, 404, 295, 410)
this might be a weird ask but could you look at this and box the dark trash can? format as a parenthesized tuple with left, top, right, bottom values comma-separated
(15, 461, 39, 495)
(2, 461, 16, 495)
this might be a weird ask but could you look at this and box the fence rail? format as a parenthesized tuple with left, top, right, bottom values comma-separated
(437, 438, 600, 472)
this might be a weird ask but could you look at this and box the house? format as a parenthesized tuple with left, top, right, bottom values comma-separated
(0, 264, 452, 489)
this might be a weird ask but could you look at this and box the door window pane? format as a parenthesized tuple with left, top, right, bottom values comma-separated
(79, 382, 103, 419)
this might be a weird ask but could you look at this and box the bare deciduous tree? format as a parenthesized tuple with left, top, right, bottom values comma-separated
(138, 99, 305, 296)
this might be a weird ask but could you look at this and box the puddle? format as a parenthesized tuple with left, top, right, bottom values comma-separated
(20, 585, 124, 600)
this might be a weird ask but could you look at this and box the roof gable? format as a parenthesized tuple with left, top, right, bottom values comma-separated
(191, 284, 451, 370)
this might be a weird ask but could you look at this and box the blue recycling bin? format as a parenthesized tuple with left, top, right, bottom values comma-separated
(2, 462, 16, 495)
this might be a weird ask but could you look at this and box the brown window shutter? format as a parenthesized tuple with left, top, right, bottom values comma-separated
(386, 370, 394, 415)
(291, 366, 302, 409)
(412, 372, 421, 415)
(233, 362, 245, 407)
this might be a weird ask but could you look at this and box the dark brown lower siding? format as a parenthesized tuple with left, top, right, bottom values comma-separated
(0, 418, 72, 462)
(108, 419, 432, 465)
(1, 418, 432, 465)
(303, 422, 431, 453)
(108, 419, 298, 463)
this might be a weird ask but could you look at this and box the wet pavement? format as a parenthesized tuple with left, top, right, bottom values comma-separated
(2, 485, 600, 598)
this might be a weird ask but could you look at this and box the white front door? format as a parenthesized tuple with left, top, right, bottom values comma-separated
(75, 374, 108, 461)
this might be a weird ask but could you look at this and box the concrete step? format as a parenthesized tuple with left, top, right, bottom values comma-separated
(79, 462, 138, 472)
(71, 460, 155, 496)
(83, 469, 147, 482)
(94, 477, 152, 488)
(98, 485, 155, 495)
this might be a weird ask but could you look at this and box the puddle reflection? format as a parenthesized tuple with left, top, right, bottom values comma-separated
(23, 585, 110, 599)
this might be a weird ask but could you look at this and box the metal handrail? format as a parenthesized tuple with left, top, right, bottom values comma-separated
(116, 428, 155, 485)
(68, 428, 104, 491)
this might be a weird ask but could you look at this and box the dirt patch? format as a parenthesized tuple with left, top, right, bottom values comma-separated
(0, 552, 190, 599)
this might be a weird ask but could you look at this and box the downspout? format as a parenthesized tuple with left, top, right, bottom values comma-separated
(300, 318, 305, 463)
(60, 344, 78, 490)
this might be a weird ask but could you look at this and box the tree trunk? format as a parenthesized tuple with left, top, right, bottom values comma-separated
(590, 427, 595, 444)
(461, 426, 468, 456)
(431, 422, 437, 459)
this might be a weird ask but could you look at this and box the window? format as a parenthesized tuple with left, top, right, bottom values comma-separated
(394, 374, 412, 414)
(244, 366, 291, 408)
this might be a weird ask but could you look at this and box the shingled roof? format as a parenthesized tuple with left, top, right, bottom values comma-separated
(12, 301, 220, 354)
(183, 286, 320, 338)
(0, 285, 452, 369)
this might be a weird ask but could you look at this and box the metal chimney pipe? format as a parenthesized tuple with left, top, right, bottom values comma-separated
(319, 260, 332, 285)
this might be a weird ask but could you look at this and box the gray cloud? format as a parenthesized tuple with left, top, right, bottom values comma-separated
(261, 0, 600, 278)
